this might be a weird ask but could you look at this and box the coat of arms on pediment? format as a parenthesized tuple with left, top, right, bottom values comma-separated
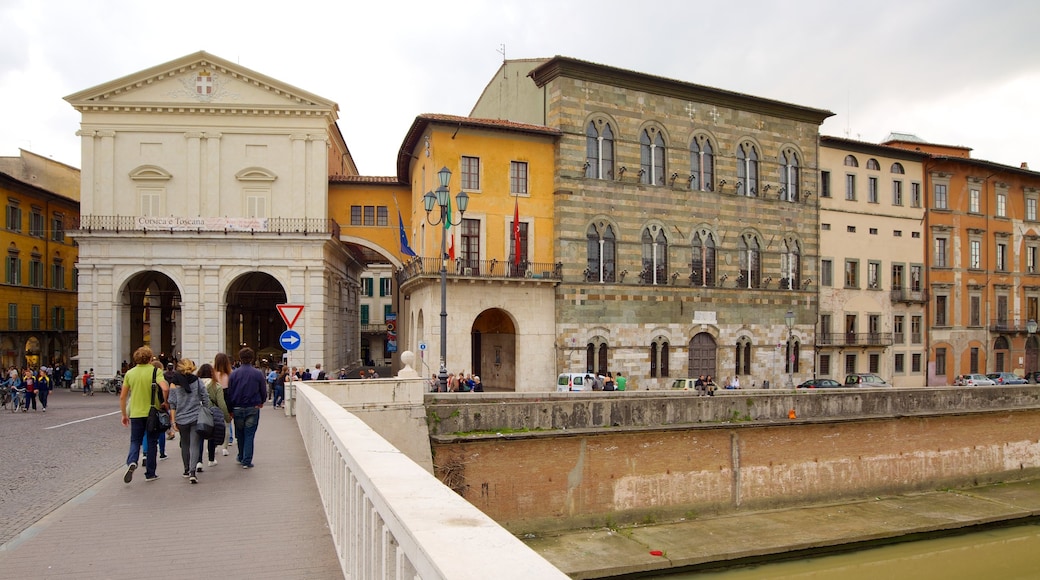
(171, 68, 241, 102)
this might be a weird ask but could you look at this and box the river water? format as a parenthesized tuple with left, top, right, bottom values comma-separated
(652, 522, 1040, 579)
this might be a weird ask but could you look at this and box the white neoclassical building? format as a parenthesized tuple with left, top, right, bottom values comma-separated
(65, 52, 363, 374)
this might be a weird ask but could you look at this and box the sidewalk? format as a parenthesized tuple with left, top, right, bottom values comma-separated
(0, 406, 342, 579)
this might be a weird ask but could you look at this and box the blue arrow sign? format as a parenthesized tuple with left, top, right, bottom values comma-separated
(280, 329, 301, 351)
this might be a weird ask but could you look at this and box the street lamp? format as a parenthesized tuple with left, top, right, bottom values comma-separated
(423, 166, 469, 391)
(785, 310, 795, 388)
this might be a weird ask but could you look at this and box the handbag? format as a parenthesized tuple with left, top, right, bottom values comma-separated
(146, 368, 171, 433)
(194, 378, 215, 437)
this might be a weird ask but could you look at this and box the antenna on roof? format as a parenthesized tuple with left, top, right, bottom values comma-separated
(497, 44, 506, 63)
(844, 88, 851, 138)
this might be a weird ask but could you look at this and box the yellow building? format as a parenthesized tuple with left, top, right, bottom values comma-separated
(0, 150, 80, 369)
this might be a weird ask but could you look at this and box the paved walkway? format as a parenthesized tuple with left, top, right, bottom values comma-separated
(0, 406, 342, 579)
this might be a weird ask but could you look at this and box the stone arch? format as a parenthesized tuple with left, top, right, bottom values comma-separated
(688, 332, 717, 379)
(471, 308, 517, 391)
(119, 270, 184, 365)
(225, 272, 288, 363)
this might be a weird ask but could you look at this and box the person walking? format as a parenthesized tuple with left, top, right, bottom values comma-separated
(198, 363, 230, 467)
(213, 352, 234, 455)
(35, 368, 51, 411)
(22, 369, 36, 411)
(120, 346, 169, 483)
(167, 359, 211, 484)
(226, 347, 267, 469)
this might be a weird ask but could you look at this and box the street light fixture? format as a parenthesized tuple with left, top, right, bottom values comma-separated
(785, 310, 795, 388)
(423, 166, 469, 391)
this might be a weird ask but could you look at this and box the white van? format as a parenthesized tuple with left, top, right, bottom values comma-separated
(556, 373, 592, 392)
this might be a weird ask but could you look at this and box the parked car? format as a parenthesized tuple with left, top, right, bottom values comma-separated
(955, 374, 996, 386)
(797, 378, 843, 389)
(556, 373, 592, 392)
(1027, 371, 1040, 384)
(844, 373, 891, 387)
(986, 372, 1027, 385)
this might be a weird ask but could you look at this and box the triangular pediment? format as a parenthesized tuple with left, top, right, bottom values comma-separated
(64, 51, 338, 121)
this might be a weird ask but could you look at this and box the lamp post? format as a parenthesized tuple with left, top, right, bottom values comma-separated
(785, 310, 795, 388)
(423, 166, 469, 391)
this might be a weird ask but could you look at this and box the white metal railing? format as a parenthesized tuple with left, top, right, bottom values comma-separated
(294, 383, 567, 580)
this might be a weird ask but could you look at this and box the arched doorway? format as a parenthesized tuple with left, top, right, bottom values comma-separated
(1027, 336, 1039, 377)
(471, 308, 516, 390)
(994, 336, 1011, 372)
(122, 272, 182, 364)
(226, 273, 287, 364)
(688, 332, 717, 378)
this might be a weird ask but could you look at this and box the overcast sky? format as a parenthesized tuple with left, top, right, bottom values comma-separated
(2, 0, 1038, 176)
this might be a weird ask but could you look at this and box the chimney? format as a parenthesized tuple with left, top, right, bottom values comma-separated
(1022, 162, 1030, 170)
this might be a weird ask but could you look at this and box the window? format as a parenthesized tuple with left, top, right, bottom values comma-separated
(245, 191, 267, 218)
(934, 184, 948, 209)
(509, 221, 529, 274)
(912, 231, 921, 238)
(934, 237, 948, 267)
(911, 266, 922, 291)
(911, 315, 922, 344)
(780, 149, 799, 201)
(894, 230, 902, 237)
(970, 295, 981, 326)
(820, 170, 831, 198)
(510, 161, 528, 195)
(7, 303, 15, 330)
(585, 120, 615, 180)
(869, 228, 878, 235)
(52, 306, 64, 331)
(821, 259, 833, 287)
(738, 233, 761, 288)
(28, 252, 42, 288)
(781, 239, 800, 289)
(935, 347, 947, 377)
(869, 353, 880, 373)
(140, 189, 162, 216)
(363, 206, 374, 226)
(383, 304, 392, 323)
(892, 264, 904, 290)
(866, 158, 880, 171)
(821, 223, 831, 231)
(971, 347, 980, 374)
(1029, 245, 1038, 273)
(894, 315, 905, 343)
(737, 143, 759, 197)
(460, 218, 480, 270)
(1029, 198, 1038, 221)
(970, 239, 981, 269)
(362, 278, 373, 297)
(912, 353, 922, 372)
(586, 339, 609, 377)
(735, 337, 752, 375)
(31, 304, 40, 331)
(894, 353, 905, 373)
(350, 206, 362, 226)
(690, 231, 717, 287)
(867, 177, 878, 203)
(50, 257, 65, 290)
(5, 246, 20, 285)
(640, 129, 666, 186)
(845, 174, 856, 201)
(51, 213, 65, 242)
(845, 353, 857, 375)
(997, 193, 1007, 217)
(461, 156, 480, 190)
(844, 259, 859, 288)
(935, 294, 948, 326)
(867, 261, 880, 289)
(891, 162, 905, 174)
(377, 207, 388, 227)
(844, 155, 859, 167)
(847, 226, 856, 233)
(785, 337, 800, 373)
(969, 189, 981, 213)
(359, 304, 369, 325)
(650, 338, 670, 378)
(586, 223, 616, 283)
(911, 183, 922, 207)
(689, 136, 715, 192)
(892, 180, 903, 205)
(641, 226, 668, 285)
(819, 354, 831, 375)
(997, 242, 1008, 271)
(379, 278, 392, 297)
(6, 199, 21, 232)
(997, 294, 1009, 326)
(29, 207, 44, 238)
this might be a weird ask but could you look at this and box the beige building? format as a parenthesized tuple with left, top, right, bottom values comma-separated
(817, 137, 929, 387)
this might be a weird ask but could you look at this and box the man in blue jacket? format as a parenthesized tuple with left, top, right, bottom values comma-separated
(226, 347, 267, 469)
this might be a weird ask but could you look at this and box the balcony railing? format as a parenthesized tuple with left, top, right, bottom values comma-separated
(891, 288, 928, 303)
(360, 323, 386, 334)
(398, 258, 562, 285)
(989, 321, 1033, 333)
(817, 332, 895, 347)
(73, 215, 339, 237)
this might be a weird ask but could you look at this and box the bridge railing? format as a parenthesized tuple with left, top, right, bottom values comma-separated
(293, 382, 567, 580)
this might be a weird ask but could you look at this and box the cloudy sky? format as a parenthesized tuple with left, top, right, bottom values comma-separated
(2, 0, 1038, 176)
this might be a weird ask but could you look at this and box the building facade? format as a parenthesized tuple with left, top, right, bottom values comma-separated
(817, 137, 929, 387)
(0, 150, 80, 370)
(474, 58, 833, 389)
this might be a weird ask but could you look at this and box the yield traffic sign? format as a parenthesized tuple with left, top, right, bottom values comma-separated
(277, 304, 304, 329)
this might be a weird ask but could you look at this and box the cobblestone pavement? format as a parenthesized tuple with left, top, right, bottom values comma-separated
(0, 387, 126, 546)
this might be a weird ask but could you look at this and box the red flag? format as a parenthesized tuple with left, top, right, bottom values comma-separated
(448, 232, 455, 261)
(513, 198, 521, 266)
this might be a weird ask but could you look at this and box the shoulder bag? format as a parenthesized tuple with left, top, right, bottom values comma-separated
(146, 368, 172, 433)
(194, 378, 215, 437)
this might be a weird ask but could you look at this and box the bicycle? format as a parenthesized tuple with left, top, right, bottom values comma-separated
(9, 386, 25, 412)
(100, 377, 122, 394)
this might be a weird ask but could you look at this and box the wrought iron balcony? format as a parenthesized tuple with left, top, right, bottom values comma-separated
(398, 258, 562, 285)
(816, 332, 895, 347)
(72, 215, 340, 237)
(891, 288, 928, 303)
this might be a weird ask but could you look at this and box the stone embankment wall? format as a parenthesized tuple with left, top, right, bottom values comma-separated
(427, 388, 1040, 533)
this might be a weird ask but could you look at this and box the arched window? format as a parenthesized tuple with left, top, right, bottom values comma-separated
(641, 225, 668, 285)
(640, 128, 666, 186)
(586, 223, 616, 283)
(785, 337, 800, 373)
(586, 338, 609, 376)
(585, 120, 615, 180)
(780, 149, 800, 202)
(738, 233, 761, 289)
(781, 239, 801, 290)
(737, 143, 759, 196)
(650, 337, 670, 378)
(735, 337, 752, 376)
(844, 155, 859, 167)
(890, 162, 905, 174)
(690, 230, 717, 287)
(689, 136, 714, 192)
(866, 158, 880, 171)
